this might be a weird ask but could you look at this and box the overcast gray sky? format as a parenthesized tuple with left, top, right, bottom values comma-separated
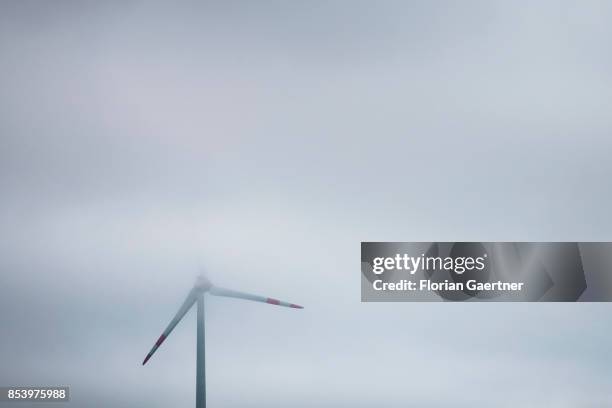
(1, 1, 611, 407)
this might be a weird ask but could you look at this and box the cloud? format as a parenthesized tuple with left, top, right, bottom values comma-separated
(1, 1, 611, 406)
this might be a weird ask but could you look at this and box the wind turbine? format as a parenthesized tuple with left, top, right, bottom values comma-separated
(142, 275, 303, 408)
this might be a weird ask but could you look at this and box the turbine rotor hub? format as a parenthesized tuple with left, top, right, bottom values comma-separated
(194, 275, 212, 291)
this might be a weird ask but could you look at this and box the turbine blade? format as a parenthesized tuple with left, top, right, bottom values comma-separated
(209, 286, 303, 309)
(142, 287, 200, 365)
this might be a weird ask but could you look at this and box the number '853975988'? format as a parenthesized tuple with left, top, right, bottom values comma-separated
(2, 387, 69, 402)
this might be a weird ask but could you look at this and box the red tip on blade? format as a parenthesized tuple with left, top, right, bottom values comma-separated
(155, 334, 166, 347)
(266, 298, 281, 305)
(290, 304, 304, 309)
(143, 334, 166, 365)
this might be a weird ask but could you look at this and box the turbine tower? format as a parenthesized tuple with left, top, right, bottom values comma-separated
(142, 275, 303, 408)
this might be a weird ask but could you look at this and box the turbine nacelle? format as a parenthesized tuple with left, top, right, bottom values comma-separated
(194, 274, 212, 292)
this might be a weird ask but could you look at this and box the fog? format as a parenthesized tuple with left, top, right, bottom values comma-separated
(1, 1, 611, 407)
